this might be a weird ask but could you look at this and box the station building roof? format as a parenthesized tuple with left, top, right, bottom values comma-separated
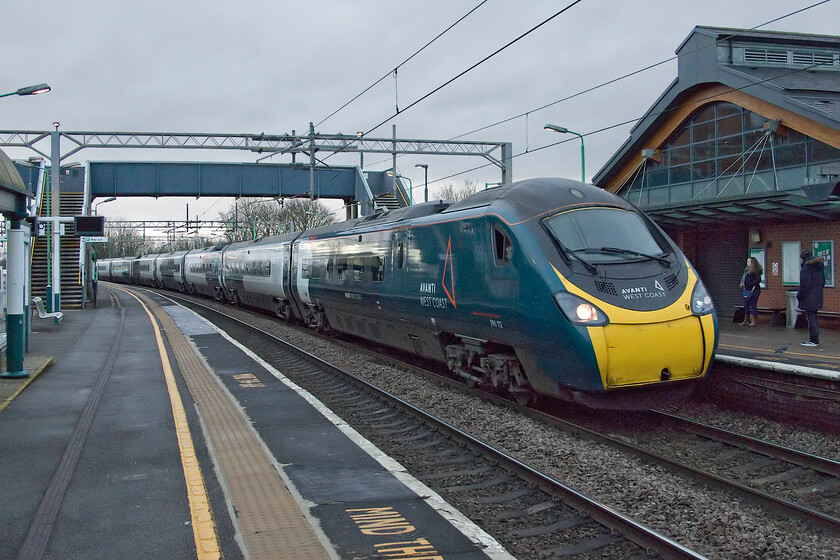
(593, 26, 840, 228)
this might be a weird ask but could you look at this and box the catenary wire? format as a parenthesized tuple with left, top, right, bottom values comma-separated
(360, 0, 830, 176)
(428, 59, 833, 186)
(357, 0, 584, 138)
(312, 0, 490, 129)
(201, 0, 828, 218)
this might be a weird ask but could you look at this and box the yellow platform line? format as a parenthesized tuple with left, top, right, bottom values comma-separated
(124, 289, 221, 559)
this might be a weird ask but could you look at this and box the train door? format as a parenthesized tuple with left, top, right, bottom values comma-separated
(487, 218, 519, 330)
(288, 239, 313, 322)
(390, 229, 412, 312)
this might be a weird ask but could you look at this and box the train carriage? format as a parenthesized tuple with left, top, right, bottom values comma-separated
(184, 246, 224, 299)
(221, 234, 295, 317)
(95, 259, 112, 283)
(156, 250, 189, 292)
(110, 256, 134, 284)
(133, 253, 159, 287)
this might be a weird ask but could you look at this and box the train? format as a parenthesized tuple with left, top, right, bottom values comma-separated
(98, 177, 719, 409)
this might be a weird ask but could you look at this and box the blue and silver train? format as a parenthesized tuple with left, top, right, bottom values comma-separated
(100, 177, 718, 408)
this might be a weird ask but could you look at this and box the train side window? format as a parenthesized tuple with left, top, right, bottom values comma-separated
(493, 227, 513, 266)
(353, 258, 364, 281)
(396, 242, 405, 270)
(370, 255, 384, 282)
(337, 257, 347, 280)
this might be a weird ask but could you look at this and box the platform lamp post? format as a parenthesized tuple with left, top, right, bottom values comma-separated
(544, 124, 585, 183)
(415, 164, 428, 203)
(0, 83, 50, 378)
(0, 83, 51, 99)
(94, 196, 116, 215)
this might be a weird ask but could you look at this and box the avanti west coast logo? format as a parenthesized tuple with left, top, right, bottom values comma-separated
(621, 280, 666, 300)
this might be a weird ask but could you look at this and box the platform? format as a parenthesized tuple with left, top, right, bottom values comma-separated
(716, 318, 840, 380)
(0, 286, 511, 560)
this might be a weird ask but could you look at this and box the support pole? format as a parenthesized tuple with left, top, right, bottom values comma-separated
(50, 129, 61, 312)
(2, 221, 28, 378)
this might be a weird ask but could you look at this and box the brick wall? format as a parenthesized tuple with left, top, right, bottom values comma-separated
(666, 220, 838, 325)
(758, 221, 838, 312)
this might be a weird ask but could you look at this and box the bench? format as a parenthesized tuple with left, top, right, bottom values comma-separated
(732, 305, 786, 327)
(31, 296, 64, 324)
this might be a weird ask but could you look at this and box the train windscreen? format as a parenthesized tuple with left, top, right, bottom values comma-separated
(543, 207, 668, 264)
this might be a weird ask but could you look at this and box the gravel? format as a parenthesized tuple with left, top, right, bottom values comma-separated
(188, 298, 840, 560)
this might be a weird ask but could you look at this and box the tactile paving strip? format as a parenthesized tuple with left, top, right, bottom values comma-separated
(138, 292, 332, 560)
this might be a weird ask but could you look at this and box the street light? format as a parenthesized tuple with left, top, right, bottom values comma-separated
(0, 83, 51, 98)
(545, 124, 585, 183)
(415, 164, 428, 202)
(94, 196, 117, 215)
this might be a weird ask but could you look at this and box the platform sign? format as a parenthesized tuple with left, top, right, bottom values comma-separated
(813, 240, 834, 288)
(82, 236, 108, 243)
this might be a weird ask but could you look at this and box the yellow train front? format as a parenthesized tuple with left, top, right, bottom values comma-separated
(498, 178, 718, 409)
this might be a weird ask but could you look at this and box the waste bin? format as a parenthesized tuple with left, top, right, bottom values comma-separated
(786, 290, 799, 328)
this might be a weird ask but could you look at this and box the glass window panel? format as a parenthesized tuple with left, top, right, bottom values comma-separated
(670, 165, 690, 184)
(718, 155, 742, 176)
(693, 105, 716, 123)
(692, 160, 715, 180)
(745, 111, 766, 131)
(670, 146, 690, 166)
(692, 121, 715, 142)
(773, 143, 805, 168)
(756, 148, 774, 171)
(692, 140, 715, 161)
(717, 115, 742, 137)
(808, 138, 840, 163)
(671, 128, 690, 147)
(717, 136, 742, 156)
(786, 130, 806, 144)
(744, 130, 764, 150)
(716, 102, 740, 118)
(646, 169, 668, 188)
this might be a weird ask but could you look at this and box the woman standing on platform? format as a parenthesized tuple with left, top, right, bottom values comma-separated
(741, 257, 763, 327)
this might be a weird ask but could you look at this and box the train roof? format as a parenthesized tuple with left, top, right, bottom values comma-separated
(443, 177, 629, 222)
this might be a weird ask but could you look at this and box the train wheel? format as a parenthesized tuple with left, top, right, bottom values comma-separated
(230, 292, 240, 307)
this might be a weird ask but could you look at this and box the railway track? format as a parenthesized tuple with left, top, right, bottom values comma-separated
(164, 291, 707, 560)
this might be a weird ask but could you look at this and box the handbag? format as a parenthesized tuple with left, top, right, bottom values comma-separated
(742, 289, 751, 299)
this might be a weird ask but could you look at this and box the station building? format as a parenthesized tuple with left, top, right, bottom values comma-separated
(593, 26, 840, 323)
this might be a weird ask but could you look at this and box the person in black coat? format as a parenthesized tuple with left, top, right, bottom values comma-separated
(797, 250, 825, 347)
(741, 257, 763, 327)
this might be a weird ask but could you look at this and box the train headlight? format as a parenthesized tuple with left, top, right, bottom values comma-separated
(690, 279, 714, 315)
(554, 292, 609, 326)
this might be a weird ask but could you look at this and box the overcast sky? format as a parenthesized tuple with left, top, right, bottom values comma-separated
(2, 0, 838, 226)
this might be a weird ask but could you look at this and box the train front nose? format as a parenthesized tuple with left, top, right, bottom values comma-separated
(588, 315, 714, 387)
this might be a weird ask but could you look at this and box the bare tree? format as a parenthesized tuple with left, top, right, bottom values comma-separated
(279, 198, 337, 232)
(102, 219, 147, 257)
(432, 179, 480, 201)
(216, 197, 337, 243)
